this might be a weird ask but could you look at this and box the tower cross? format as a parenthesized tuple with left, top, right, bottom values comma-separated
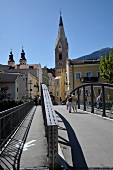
(59, 9, 62, 16)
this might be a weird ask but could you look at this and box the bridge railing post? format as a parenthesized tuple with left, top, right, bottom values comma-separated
(77, 88, 80, 109)
(83, 86, 86, 111)
(91, 84, 94, 113)
(102, 84, 106, 117)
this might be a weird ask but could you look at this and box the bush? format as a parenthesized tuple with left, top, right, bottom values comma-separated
(0, 100, 24, 112)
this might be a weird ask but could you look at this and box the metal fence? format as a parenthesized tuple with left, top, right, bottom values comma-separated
(0, 101, 34, 169)
(41, 84, 58, 170)
(71, 83, 113, 118)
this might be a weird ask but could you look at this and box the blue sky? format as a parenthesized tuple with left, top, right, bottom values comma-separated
(0, 0, 113, 68)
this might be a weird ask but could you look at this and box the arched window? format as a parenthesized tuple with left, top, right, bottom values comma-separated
(59, 53, 62, 60)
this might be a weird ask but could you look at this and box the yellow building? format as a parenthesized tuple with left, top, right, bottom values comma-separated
(66, 59, 107, 99)
(55, 70, 66, 104)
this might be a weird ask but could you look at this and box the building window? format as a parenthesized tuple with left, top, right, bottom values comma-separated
(59, 53, 62, 60)
(58, 42, 62, 49)
(29, 66, 33, 69)
(75, 73, 81, 80)
(56, 80, 59, 86)
(97, 71, 100, 78)
(86, 71, 92, 77)
(17, 87, 18, 92)
(56, 91, 59, 96)
(59, 62, 63, 67)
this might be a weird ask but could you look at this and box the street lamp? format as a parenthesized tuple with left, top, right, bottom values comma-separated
(28, 80, 32, 100)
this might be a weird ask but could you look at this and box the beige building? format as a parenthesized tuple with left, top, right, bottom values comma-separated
(0, 72, 39, 100)
(0, 48, 42, 96)
(47, 68, 55, 96)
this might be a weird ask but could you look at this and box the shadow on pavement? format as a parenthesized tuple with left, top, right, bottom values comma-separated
(70, 111, 89, 114)
(58, 136, 70, 146)
(58, 126, 67, 131)
(56, 111, 88, 170)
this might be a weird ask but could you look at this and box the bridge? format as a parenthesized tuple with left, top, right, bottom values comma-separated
(0, 83, 113, 170)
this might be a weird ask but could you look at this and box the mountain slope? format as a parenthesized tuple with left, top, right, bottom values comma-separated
(75, 47, 113, 60)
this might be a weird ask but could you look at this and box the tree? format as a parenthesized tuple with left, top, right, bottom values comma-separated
(100, 51, 113, 84)
(0, 85, 10, 100)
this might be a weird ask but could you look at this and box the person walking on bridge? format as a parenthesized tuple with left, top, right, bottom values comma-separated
(68, 94, 72, 113)
(96, 94, 101, 109)
(72, 92, 77, 112)
(59, 97, 62, 105)
(66, 94, 69, 110)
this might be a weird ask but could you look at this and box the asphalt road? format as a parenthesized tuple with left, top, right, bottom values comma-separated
(54, 105, 113, 169)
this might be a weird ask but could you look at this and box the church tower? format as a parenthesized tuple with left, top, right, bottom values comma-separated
(8, 49, 15, 66)
(55, 12, 68, 76)
(19, 47, 27, 65)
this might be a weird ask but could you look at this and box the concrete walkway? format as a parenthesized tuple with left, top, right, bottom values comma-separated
(20, 105, 113, 169)
(54, 105, 113, 169)
(20, 106, 48, 170)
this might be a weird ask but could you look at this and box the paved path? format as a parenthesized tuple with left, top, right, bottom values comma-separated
(20, 106, 48, 170)
(54, 105, 113, 169)
(19, 105, 113, 169)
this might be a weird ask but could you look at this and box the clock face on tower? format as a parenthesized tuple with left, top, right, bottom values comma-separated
(58, 62, 63, 67)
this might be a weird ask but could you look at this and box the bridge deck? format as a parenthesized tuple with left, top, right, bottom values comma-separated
(20, 106, 48, 170)
(19, 105, 113, 169)
(54, 105, 113, 169)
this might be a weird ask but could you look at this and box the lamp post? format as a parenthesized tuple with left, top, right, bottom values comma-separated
(28, 80, 32, 100)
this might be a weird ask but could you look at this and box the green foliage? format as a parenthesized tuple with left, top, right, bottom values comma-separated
(0, 85, 10, 100)
(100, 51, 113, 83)
(0, 100, 24, 112)
(107, 94, 112, 101)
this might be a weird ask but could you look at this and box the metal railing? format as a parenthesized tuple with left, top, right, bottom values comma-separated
(41, 84, 58, 170)
(0, 101, 34, 169)
(71, 83, 113, 118)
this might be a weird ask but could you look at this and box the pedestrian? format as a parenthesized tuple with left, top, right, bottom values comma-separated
(96, 95, 100, 109)
(38, 96, 41, 105)
(68, 94, 72, 113)
(72, 92, 77, 112)
(34, 96, 38, 106)
(59, 97, 62, 105)
(66, 94, 69, 110)
(110, 101, 113, 118)
(85, 95, 87, 105)
(85, 95, 89, 108)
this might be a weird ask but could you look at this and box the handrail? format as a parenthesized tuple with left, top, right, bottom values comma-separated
(0, 101, 33, 148)
(0, 101, 34, 170)
(41, 84, 58, 170)
(71, 82, 113, 117)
